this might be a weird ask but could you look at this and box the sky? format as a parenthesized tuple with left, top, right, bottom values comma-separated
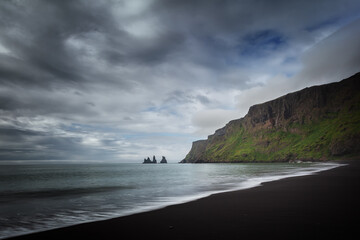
(0, 0, 359, 162)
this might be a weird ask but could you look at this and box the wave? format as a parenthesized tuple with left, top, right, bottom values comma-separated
(0, 185, 133, 203)
(92, 162, 344, 219)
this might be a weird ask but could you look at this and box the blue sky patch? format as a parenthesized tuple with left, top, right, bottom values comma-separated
(239, 30, 287, 57)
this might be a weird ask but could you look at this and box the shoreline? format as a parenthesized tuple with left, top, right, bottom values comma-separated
(2, 162, 340, 239)
(1, 162, 340, 239)
(7, 160, 360, 239)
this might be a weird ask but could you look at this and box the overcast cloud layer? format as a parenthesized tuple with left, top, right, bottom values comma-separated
(0, 0, 359, 162)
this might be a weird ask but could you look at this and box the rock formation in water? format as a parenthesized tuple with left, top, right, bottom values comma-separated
(181, 72, 360, 163)
(142, 155, 166, 164)
(160, 156, 167, 163)
(143, 157, 155, 164)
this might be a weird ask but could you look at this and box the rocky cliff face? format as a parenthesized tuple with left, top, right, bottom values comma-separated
(182, 73, 360, 163)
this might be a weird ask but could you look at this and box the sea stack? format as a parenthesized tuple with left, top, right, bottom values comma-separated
(142, 155, 167, 164)
(143, 157, 155, 164)
(160, 156, 167, 164)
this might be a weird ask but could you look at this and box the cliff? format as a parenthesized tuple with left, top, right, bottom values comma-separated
(181, 72, 360, 163)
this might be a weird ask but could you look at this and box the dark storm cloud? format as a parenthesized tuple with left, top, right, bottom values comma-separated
(0, 1, 99, 86)
(0, 121, 129, 160)
(1, 0, 358, 89)
(0, 131, 82, 161)
(155, 0, 359, 30)
(0, 0, 360, 161)
(0, 127, 54, 160)
(0, 0, 186, 90)
(147, 0, 360, 72)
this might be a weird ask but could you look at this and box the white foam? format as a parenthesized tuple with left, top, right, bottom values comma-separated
(103, 162, 345, 219)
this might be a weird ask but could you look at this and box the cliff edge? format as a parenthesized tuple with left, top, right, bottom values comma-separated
(181, 72, 360, 163)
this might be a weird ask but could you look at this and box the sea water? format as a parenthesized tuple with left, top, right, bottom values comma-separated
(0, 161, 341, 239)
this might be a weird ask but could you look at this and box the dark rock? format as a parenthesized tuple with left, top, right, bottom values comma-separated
(160, 156, 167, 163)
(330, 136, 360, 156)
(181, 140, 207, 163)
(143, 157, 155, 164)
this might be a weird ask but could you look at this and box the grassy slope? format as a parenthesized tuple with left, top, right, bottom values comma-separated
(203, 94, 360, 162)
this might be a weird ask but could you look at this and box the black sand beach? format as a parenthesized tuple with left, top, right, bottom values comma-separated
(8, 161, 360, 240)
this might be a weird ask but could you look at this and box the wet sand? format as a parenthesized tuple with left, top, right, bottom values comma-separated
(8, 160, 360, 240)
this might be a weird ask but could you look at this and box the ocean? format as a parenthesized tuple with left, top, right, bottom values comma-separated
(0, 161, 341, 239)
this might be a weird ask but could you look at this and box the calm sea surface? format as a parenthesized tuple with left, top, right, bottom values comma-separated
(0, 161, 341, 239)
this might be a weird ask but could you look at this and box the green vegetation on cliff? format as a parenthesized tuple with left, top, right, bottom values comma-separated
(182, 73, 360, 163)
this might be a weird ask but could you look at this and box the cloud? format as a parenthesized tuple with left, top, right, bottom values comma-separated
(0, 0, 359, 161)
(235, 18, 360, 117)
(294, 18, 360, 85)
(192, 109, 240, 136)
